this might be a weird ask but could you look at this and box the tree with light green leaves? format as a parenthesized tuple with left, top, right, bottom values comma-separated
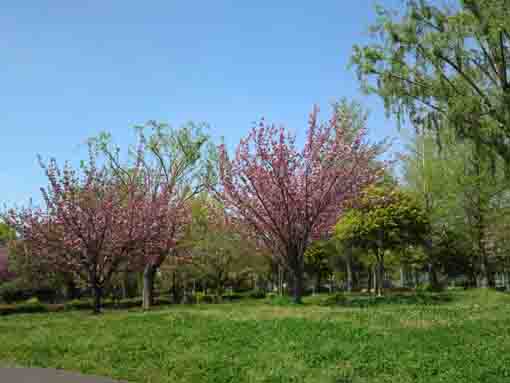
(352, 0, 510, 168)
(304, 240, 335, 293)
(335, 186, 430, 296)
(90, 121, 217, 310)
(181, 196, 263, 297)
(403, 126, 510, 287)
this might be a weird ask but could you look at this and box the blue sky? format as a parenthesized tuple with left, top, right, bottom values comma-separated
(1, 0, 403, 207)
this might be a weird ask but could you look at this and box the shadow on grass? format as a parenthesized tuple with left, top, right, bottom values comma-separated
(319, 292, 454, 308)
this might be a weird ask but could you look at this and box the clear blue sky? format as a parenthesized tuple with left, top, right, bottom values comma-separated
(1, 0, 403, 207)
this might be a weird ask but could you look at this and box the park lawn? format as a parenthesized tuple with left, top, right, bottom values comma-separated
(1, 290, 510, 383)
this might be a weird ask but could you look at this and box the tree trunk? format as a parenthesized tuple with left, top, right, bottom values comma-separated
(367, 267, 373, 294)
(315, 273, 321, 294)
(292, 254, 304, 304)
(428, 263, 440, 290)
(400, 266, 405, 288)
(66, 279, 78, 301)
(346, 255, 353, 293)
(143, 264, 157, 310)
(478, 257, 489, 288)
(293, 270, 303, 304)
(376, 259, 384, 297)
(92, 284, 102, 315)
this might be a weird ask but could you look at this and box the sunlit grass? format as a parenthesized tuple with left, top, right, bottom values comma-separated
(1, 290, 510, 382)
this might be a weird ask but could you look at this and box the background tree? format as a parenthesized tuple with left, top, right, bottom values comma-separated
(403, 126, 510, 287)
(335, 186, 430, 296)
(352, 0, 510, 168)
(8, 151, 165, 313)
(182, 197, 261, 296)
(91, 121, 217, 309)
(304, 240, 335, 293)
(218, 105, 381, 303)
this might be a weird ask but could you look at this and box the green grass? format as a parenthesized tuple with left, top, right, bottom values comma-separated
(1, 290, 510, 382)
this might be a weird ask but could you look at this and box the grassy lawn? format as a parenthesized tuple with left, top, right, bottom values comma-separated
(1, 290, 510, 383)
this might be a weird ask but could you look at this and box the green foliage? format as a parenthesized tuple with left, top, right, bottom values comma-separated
(247, 289, 266, 299)
(352, 0, 510, 166)
(0, 279, 30, 303)
(0, 222, 15, 246)
(319, 292, 348, 306)
(0, 301, 49, 316)
(195, 292, 221, 304)
(335, 186, 430, 252)
(304, 240, 335, 282)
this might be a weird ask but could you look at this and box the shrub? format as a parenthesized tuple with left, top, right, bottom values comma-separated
(265, 294, 294, 306)
(0, 280, 31, 303)
(248, 289, 266, 299)
(319, 293, 348, 306)
(221, 293, 243, 301)
(196, 293, 221, 304)
(0, 301, 48, 316)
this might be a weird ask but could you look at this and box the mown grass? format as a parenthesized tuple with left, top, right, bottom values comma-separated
(1, 289, 510, 382)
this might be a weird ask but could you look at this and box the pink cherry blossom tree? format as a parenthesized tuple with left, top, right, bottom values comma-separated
(217, 106, 383, 303)
(8, 151, 168, 314)
(90, 121, 216, 310)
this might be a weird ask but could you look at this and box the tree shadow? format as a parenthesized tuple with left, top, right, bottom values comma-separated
(320, 292, 454, 308)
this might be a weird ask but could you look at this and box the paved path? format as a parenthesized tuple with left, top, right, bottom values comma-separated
(0, 367, 127, 383)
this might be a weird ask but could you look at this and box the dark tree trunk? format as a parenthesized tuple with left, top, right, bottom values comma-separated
(92, 284, 102, 315)
(376, 259, 384, 297)
(367, 266, 373, 294)
(66, 279, 78, 301)
(292, 253, 304, 304)
(171, 271, 181, 303)
(143, 264, 157, 310)
(315, 273, 321, 294)
(428, 263, 440, 290)
(293, 270, 303, 304)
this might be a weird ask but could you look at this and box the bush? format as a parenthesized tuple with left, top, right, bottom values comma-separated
(248, 289, 266, 299)
(417, 283, 444, 293)
(319, 293, 348, 306)
(265, 294, 294, 306)
(221, 293, 243, 302)
(0, 280, 31, 303)
(196, 292, 221, 304)
(0, 301, 49, 316)
(64, 299, 93, 311)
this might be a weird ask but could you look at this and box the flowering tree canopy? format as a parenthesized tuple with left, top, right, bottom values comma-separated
(217, 105, 382, 302)
(8, 152, 170, 313)
(90, 121, 216, 309)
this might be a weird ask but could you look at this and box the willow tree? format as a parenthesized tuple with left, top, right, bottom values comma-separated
(352, 0, 510, 166)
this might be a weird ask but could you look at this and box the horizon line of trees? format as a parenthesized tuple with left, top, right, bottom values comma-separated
(2, 0, 510, 313)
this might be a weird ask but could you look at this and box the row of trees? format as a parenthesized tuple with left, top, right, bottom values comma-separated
(2, 103, 383, 311)
(3, 0, 510, 312)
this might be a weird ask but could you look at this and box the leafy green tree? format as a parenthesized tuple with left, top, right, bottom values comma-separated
(352, 0, 510, 167)
(0, 222, 15, 246)
(335, 186, 430, 296)
(403, 127, 510, 287)
(182, 197, 262, 296)
(90, 121, 217, 309)
(304, 240, 335, 293)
